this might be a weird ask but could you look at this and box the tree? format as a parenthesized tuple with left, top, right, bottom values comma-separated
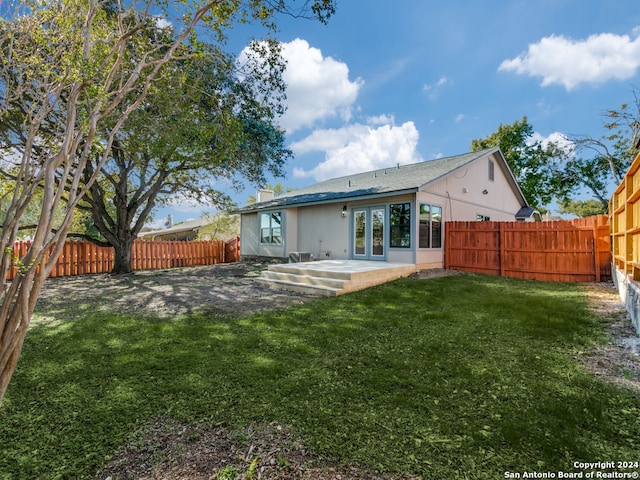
(555, 86, 640, 211)
(556, 198, 607, 217)
(196, 212, 240, 241)
(0, 0, 335, 401)
(78, 40, 291, 274)
(470, 117, 562, 209)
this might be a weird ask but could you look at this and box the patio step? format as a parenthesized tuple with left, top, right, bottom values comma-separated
(256, 260, 417, 297)
(255, 276, 341, 297)
(260, 270, 346, 289)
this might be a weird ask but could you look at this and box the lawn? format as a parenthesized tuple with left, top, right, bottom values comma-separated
(0, 273, 639, 479)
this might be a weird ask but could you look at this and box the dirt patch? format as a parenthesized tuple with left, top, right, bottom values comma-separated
(409, 268, 464, 279)
(579, 283, 640, 393)
(36, 261, 316, 320)
(96, 420, 417, 480)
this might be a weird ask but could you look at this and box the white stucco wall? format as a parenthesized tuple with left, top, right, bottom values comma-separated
(424, 153, 522, 222)
(239, 212, 259, 257)
(239, 210, 287, 259)
(285, 208, 298, 254)
(296, 203, 351, 260)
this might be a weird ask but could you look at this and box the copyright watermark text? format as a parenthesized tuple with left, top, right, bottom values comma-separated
(504, 461, 639, 479)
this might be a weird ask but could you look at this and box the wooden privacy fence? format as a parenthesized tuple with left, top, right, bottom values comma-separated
(611, 147, 640, 279)
(444, 215, 611, 282)
(7, 236, 240, 280)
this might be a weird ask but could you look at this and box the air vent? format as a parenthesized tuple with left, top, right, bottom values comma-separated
(289, 252, 313, 263)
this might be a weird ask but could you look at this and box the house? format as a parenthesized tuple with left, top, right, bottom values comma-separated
(233, 147, 532, 270)
(138, 217, 211, 241)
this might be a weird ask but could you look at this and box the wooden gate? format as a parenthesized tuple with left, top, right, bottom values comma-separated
(444, 215, 610, 282)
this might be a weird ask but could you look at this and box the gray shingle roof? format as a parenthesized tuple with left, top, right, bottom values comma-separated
(233, 148, 519, 213)
(138, 217, 210, 238)
(515, 206, 539, 219)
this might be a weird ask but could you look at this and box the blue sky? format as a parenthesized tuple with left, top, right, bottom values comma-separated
(158, 0, 640, 225)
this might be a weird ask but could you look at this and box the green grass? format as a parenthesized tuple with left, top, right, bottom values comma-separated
(1, 274, 639, 479)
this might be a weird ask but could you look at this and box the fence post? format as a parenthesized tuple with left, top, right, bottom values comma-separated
(592, 219, 601, 282)
(444, 224, 450, 269)
(499, 222, 506, 277)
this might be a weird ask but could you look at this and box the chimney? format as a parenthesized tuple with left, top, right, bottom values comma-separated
(257, 189, 274, 202)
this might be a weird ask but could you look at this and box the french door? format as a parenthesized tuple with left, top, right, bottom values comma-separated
(353, 206, 385, 260)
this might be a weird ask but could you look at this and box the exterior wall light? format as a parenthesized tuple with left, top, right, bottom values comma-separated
(341, 205, 347, 218)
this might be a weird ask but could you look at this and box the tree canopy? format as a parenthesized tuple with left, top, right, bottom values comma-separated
(78, 38, 292, 273)
(472, 90, 640, 215)
(0, 0, 336, 401)
(558, 88, 640, 212)
(556, 198, 607, 218)
(470, 117, 561, 209)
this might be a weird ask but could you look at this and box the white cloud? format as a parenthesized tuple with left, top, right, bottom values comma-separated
(155, 17, 172, 30)
(530, 131, 575, 155)
(454, 113, 465, 123)
(423, 76, 450, 91)
(423, 76, 452, 100)
(291, 120, 423, 181)
(499, 28, 640, 91)
(278, 38, 363, 132)
(367, 114, 395, 125)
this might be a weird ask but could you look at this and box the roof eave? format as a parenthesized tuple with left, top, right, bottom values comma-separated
(232, 188, 419, 214)
(416, 149, 491, 191)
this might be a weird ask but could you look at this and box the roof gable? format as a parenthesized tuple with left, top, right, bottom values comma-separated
(234, 148, 527, 213)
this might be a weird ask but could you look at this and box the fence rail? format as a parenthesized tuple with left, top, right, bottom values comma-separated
(444, 216, 610, 282)
(7, 237, 240, 280)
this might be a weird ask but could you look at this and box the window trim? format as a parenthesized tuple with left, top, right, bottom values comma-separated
(389, 202, 412, 248)
(488, 159, 495, 182)
(419, 203, 442, 249)
(259, 211, 283, 245)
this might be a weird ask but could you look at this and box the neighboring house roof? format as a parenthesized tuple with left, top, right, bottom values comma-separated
(233, 148, 528, 214)
(138, 217, 210, 239)
(515, 206, 540, 220)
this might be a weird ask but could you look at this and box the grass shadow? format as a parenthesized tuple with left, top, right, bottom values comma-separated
(0, 275, 638, 479)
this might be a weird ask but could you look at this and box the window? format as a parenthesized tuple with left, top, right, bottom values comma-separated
(260, 212, 282, 244)
(389, 203, 411, 248)
(419, 204, 442, 248)
(488, 159, 495, 182)
(476, 214, 490, 222)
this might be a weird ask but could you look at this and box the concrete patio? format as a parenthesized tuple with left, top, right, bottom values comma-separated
(256, 260, 418, 297)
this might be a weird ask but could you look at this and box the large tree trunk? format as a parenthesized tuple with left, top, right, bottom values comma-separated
(112, 236, 135, 275)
